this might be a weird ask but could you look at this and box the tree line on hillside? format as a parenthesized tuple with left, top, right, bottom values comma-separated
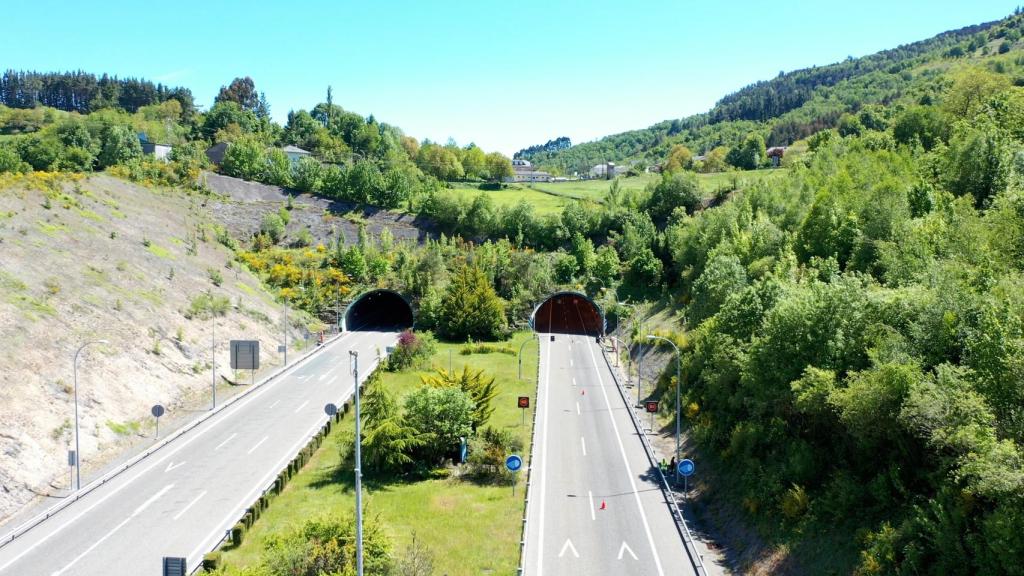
(0, 70, 195, 116)
(0, 75, 515, 209)
(525, 11, 1024, 175)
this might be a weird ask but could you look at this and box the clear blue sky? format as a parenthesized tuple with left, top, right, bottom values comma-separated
(2, 0, 1016, 154)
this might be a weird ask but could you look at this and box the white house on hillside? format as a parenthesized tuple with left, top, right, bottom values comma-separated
(282, 145, 311, 165)
(137, 133, 172, 161)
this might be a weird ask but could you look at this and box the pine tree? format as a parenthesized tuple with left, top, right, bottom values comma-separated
(437, 264, 507, 341)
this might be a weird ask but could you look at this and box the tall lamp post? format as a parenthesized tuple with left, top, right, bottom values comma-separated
(647, 334, 681, 479)
(349, 350, 364, 576)
(73, 339, 108, 490)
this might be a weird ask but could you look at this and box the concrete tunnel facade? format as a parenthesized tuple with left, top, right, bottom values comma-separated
(343, 289, 414, 331)
(529, 291, 606, 336)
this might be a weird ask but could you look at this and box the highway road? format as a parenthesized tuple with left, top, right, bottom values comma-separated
(523, 301, 693, 575)
(0, 329, 398, 576)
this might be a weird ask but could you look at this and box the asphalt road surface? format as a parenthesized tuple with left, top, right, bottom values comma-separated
(523, 304, 693, 575)
(0, 329, 397, 576)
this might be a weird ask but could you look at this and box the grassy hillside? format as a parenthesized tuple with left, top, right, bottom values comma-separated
(0, 173, 310, 522)
(522, 11, 1024, 173)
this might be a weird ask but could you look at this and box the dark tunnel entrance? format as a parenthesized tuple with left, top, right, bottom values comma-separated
(530, 292, 605, 336)
(344, 290, 414, 331)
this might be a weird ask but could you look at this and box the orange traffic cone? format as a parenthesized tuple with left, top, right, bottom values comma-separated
(600, 500, 607, 510)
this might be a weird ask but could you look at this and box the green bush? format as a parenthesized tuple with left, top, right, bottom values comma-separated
(231, 523, 245, 544)
(202, 551, 222, 570)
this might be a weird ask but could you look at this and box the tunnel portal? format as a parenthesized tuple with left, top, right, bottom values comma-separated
(344, 290, 414, 331)
(530, 292, 605, 336)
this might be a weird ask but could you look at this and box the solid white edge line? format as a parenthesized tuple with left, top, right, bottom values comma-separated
(585, 338, 666, 576)
(534, 334, 553, 576)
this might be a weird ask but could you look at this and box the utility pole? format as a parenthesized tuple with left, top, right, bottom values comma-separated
(73, 339, 108, 490)
(350, 350, 364, 576)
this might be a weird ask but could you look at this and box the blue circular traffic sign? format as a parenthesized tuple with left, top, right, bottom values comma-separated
(505, 455, 523, 472)
(677, 458, 695, 477)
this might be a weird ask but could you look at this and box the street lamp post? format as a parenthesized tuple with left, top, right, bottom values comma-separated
(647, 335, 681, 480)
(517, 335, 534, 380)
(349, 350, 364, 576)
(211, 295, 217, 410)
(73, 339, 108, 490)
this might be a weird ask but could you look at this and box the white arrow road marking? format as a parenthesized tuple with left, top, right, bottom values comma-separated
(51, 484, 174, 575)
(617, 541, 638, 561)
(588, 491, 596, 521)
(558, 538, 579, 558)
(294, 400, 310, 413)
(247, 436, 269, 454)
(215, 433, 237, 451)
(173, 490, 207, 521)
(165, 461, 186, 473)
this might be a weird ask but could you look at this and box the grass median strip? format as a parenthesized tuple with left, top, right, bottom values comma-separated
(216, 331, 539, 575)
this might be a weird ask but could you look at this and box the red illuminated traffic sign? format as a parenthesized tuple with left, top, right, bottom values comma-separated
(518, 396, 530, 409)
(645, 401, 659, 413)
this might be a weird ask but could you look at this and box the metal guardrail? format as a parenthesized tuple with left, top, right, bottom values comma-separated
(599, 341, 708, 576)
(516, 333, 541, 576)
(0, 329, 350, 553)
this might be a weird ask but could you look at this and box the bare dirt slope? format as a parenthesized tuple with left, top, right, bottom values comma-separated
(202, 171, 434, 246)
(0, 173, 307, 523)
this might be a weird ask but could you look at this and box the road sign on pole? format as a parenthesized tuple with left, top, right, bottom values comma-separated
(518, 396, 529, 426)
(230, 340, 260, 370)
(677, 458, 695, 495)
(151, 404, 165, 440)
(506, 454, 523, 497)
(324, 403, 338, 416)
(645, 400, 658, 432)
(505, 454, 522, 472)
